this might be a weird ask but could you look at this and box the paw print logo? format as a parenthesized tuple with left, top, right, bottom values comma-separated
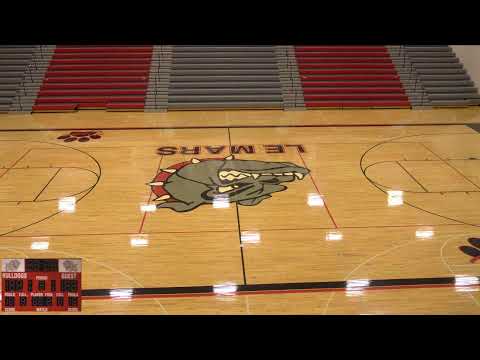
(57, 131, 103, 143)
(459, 238, 480, 264)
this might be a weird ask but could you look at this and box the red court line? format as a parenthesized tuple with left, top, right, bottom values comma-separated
(296, 150, 338, 228)
(138, 156, 163, 234)
(82, 283, 480, 301)
(0, 149, 31, 179)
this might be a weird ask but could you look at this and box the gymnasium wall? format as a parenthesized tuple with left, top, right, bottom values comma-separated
(451, 45, 480, 87)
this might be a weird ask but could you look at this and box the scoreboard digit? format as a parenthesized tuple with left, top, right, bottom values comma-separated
(1, 259, 82, 312)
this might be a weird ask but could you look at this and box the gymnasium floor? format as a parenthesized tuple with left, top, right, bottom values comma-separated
(1, 108, 480, 314)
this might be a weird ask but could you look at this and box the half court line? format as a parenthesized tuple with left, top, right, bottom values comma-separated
(228, 127, 248, 285)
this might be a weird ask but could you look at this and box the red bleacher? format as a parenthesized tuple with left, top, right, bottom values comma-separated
(33, 46, 153, 112)
(295, 46, 410, 109)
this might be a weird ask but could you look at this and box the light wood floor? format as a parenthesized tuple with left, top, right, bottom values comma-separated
(1, 109, 480, 314)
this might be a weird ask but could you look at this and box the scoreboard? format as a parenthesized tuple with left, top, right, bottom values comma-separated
(1, 258, 82, 312)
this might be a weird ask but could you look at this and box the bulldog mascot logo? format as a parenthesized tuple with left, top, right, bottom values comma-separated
(148, 155, 310, 212)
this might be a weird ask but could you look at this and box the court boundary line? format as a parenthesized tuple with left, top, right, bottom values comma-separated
(0, 123, 479, 133)
(77, 275, 480, 301)
(2, 222, 474, 238)
(0, 126, 478, 307)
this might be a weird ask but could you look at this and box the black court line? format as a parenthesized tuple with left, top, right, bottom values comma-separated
(0, 140, 102, 237)
(421, 143, 480, 191)
(227, 127, 232, 146)
(396, 161, 429, 192)
(364, 159, 480, 194)
(227, 127, 248, 285)
(0, 149, 31, 179)
(236, 203, 248, 285)
(467, 124, 480, 133)
(81, 275, 480, 299)
(32, 168, 61, 202)
(360, 132, 480, 228)
(0, 123, 478, 133)
(0, 222, 473, 239)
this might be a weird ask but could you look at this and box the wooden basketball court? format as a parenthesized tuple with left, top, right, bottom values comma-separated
(1, 108, 480, 314)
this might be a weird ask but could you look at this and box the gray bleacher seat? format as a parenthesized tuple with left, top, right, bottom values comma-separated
(146, 45, 284, 111)
(0, 45, 54, 113)
(389, 45, 480, 107)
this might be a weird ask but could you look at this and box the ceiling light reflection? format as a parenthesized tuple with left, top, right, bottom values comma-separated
(213, 282, 238, 296)
(58, 196, 76, 213)
(130, 235, 149, 247)
(415, 229, 434, 239)
(140, 203, 157, 213)
(346, 279, 370, 297)
(387, 190, 403, 207)
(455, 275, 479, 293)
(212, 195, 230, 209)
(109, 289, 134, 300)
(240, 231, 261, 245)
(307, 193, 324, 207)
(326, 231, 343, 241)
(30, 241, 49, 250)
